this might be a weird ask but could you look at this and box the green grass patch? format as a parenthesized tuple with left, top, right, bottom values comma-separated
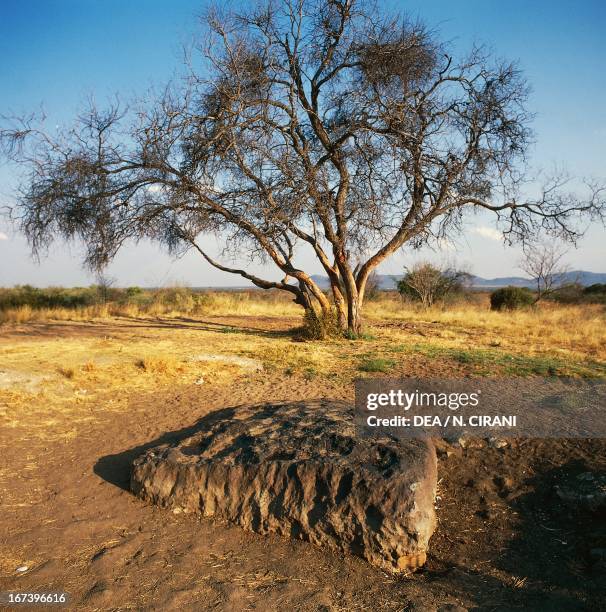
(394, 342, 606, 377)
(345, 329, 377, 341)
(358, 357, 396, 373)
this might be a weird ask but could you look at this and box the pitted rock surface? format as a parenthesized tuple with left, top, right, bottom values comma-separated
(131, 400, 437, 573)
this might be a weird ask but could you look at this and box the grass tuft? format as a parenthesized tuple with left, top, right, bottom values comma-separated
(358, 357, 396, 373)
(81, 361, 96, 373)
(57, 366, 75, 379)
(135, 356, 181, 375)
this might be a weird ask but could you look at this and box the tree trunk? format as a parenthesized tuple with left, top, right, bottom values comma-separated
(347, 296, 362, 336)
(329, 280, 347, 331)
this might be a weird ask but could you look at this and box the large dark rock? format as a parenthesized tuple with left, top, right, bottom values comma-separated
(131, 400, 437, 573)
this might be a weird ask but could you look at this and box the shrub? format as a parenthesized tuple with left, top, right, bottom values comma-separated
(397, 263, 470, 307)
(490, 286, 535, 311)
(0, 285, 98, 310)
(125, 286, 143, 298)
(301, 308, 341, 340)
(584, 283, 606, 296)
(517, 282, 605, 305)
(549, 282, 584, 304)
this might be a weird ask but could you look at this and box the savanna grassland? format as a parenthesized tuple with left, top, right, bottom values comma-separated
(1, 289, 605, 610)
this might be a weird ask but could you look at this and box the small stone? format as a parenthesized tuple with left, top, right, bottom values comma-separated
(457, 436, 486, 450)
(433, 438, 451, 455)
(488, 437, 509, 449)
(194, 377, 205, 385)
(15, 565, 28, 573)
(433, 438, 461, 459)
(456, 436, 468, 449)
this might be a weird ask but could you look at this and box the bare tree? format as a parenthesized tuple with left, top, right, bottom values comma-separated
(519, 243, 570, 302)
(2, 0, 604, 335)
(94, 271, 117, 304)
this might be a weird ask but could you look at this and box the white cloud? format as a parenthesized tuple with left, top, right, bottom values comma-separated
(0, 232, 8, 241)
(471, 226, 502, 241)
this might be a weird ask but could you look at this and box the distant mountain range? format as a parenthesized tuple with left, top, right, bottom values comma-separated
(311, 271, 606, 290)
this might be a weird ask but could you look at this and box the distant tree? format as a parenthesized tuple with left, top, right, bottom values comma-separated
(94, 272, 116, 304)
(2, 0, 604, 335)
(552, 282, 606, 305)
(584, 283, 606, 295)
(551, 282, 584, 304)
(125, 286, 143, 297)
(490, 286, 534, 310)
(519, 243, 570, 303)
(363, 271, 382, 301)
(583, 283, 606, 304)
(397, 262, 470, 308)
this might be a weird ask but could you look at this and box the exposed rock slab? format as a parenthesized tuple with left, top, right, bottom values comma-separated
(131, 400, 437, 573)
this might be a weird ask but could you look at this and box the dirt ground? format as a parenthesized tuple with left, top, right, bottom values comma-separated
(1, 316, 606, 611)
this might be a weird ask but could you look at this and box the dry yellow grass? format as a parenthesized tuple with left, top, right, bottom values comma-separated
(0, 291, 301, 324)
(365, 297, 606, 360)
(0, 304, 112, 323)
(1, 294, 604, 444)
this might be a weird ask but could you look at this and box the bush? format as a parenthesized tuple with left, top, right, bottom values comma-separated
(581, 283, 606, 304)
(584, 283, 606, 296)
(549, 282, 584, 304)
(0, 285, 99, 310)
(490, 286, 535, 311)
(125, 286, 143, 298)
(151, 286, 197, 313)
(397, 263, 470, 307)
(301, 308, 341, 339)
(547, 283, 606, 305)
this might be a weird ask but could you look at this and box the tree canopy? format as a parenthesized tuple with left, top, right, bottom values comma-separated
(2, 0, 604, 334)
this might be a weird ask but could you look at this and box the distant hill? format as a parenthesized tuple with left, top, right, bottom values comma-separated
(311, 271, 606, 290)
(470, 271, 606, 289)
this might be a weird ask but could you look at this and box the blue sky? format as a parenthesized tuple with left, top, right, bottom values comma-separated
(0, 0, 605, 286)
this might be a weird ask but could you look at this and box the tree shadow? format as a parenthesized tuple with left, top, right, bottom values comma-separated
(413, 453, 606, 610)
(127, 315, 297, 338)
(5, 315, 298, 341)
